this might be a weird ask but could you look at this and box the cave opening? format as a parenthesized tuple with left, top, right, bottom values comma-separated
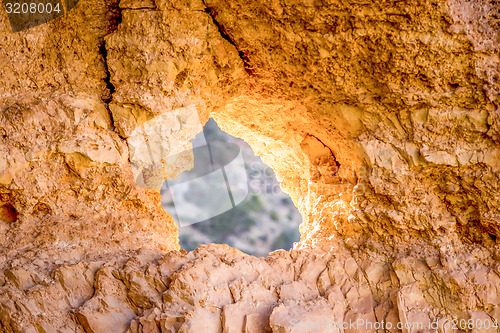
(160, 118, 302, 257)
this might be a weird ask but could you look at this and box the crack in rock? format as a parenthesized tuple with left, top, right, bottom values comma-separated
(203, 6, 253, 75)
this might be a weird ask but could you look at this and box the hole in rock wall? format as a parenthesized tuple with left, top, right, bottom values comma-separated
(0, 203, 18, 223)
(161, 118, 302, 257)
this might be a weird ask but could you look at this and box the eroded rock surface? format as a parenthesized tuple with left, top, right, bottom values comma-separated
(0, 244, 499, 332)
(0, 0, 499, 331)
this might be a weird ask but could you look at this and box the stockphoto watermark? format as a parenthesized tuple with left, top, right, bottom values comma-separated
(127, 105, 412, 227)
(3, 0, 79, 32)
(247, 162, 384, 198)
(246, 162, 285, 196)
(128, 106, 249, 227)
(290, 317, 499, 331)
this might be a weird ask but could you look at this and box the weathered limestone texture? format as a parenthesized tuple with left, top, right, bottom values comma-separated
(0, 0, 499, 331)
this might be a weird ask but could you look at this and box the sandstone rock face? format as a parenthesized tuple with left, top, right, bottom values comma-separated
(0, 0, 499, 331)
(0, 0, 179, 269)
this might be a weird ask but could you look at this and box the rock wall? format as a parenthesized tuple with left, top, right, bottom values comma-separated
(0, 0, 499, 331)
(0, 0, 180, 268)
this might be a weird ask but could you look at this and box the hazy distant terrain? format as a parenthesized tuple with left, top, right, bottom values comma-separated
(161, 119, 302, 257)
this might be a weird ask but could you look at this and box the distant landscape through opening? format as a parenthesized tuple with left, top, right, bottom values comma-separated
(161, 118, 302, 257)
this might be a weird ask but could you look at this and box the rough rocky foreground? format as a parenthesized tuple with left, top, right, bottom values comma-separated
(0, 0, 499, 331)
(1, 244, 498, 332)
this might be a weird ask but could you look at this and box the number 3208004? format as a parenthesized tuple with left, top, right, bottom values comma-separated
(5, 2, 61, 14)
